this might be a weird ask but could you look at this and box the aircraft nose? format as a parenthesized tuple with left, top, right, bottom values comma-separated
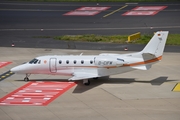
(10, 66, 21, 73)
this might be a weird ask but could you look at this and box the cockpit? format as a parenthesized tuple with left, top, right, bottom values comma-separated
(29, 58, 41, 64)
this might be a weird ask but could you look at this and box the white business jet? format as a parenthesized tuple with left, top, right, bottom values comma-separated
(11, 31, 169, 85)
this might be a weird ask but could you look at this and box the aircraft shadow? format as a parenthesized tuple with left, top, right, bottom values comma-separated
(72, 76, 176, 93)
(14, 76, 176, 93)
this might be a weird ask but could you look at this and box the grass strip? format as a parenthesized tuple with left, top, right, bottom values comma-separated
(51, 34, 180, 45)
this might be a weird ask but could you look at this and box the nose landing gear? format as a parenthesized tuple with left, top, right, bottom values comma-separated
(24, 74, 31, 82)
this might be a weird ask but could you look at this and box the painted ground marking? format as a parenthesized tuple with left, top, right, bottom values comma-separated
(172, 83, 180, 92)
(64, 6, 110, 16)
(64, 11, 100, 16)
(76, 7, 110, 11)
(0, 70, 14, 81)
(0, 62, 12, 68)
(122, 11, 158, 16)
(103, 5, 128, 17)
(122, 6, 167, 16)
(132, 6, 167, 11)
(0, 81, 76, 106)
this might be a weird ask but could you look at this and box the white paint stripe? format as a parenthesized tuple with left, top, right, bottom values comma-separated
(0, 26, 180, 31)
(0, 103, 7, 105)
(35, 90, 42, 92)
(31, 83, 38, 85)
(44, 98, 50, 100)
(24, 98, 31, 100)
(34, 103, 42, 105)
(56, 89, 63, 90)
(22, 100, 30, 102)
(46, 95, 53, 97)
(7, 97, 14, 100)
(12, 95, 19, 97)
(19, 90, 26, 92)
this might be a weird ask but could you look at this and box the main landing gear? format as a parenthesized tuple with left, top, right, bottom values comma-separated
(83, 79, 90, 86)
(24, 74, 31, 82)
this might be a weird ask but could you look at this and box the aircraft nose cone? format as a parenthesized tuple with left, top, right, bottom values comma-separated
(10, 66, 20, 73)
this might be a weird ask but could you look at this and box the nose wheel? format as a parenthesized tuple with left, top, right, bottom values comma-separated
(24, 77, 29, 82)
(24, 74, 31, 82)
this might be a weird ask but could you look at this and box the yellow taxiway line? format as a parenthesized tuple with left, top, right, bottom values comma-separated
(103, 5, 128, 18)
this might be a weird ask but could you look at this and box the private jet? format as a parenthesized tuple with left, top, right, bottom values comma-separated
(11, 31, 169, 85)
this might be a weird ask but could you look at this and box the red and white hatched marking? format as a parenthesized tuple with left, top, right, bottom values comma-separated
(64, 6, 110, 16)
(122, 6, 167, 16)
(0, 62, 12, 68)
(122, 11, 158, 16)
(64, 11, 100, 16)
(132, 6, 167, 11)
(76, 7, 110, 11)
(0, 81, 76, 106)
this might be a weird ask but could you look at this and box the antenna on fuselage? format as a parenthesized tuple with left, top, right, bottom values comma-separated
(80, 53, 83, 56)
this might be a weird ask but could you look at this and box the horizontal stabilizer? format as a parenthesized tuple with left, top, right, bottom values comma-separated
(132, 65, 151, 70)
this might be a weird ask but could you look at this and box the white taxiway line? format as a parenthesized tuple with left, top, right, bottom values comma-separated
(0, 26, 180, 31)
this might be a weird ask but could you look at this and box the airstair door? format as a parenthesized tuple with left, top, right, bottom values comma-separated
(50, 58, 57, 73)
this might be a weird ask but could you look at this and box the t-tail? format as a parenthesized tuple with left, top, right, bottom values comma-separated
(131, 31, 169, 70)
(141, 31, 169, 58)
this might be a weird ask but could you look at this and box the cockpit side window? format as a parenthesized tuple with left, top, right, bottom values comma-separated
(38, 60, 41, 64)
(29, 58, 39, 64)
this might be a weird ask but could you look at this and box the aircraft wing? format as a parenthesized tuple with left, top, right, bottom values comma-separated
(69, 72, 99, 81)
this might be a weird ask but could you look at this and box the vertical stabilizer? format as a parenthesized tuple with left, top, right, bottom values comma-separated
(141, 31, 169, 57)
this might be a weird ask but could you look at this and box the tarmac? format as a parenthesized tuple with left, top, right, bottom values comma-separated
(0, 47, 180, 120)
(0, 1, 180, 120)
(0, 1, 180, 50)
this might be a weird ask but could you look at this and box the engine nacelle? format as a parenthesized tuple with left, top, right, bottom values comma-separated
(94, 56, 125, 67)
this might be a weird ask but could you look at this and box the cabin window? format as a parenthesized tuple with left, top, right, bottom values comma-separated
(66, 60, 69, 64)
(59, 60, 62, 64)
(81, 60, 84, 64)
(74, 60, 77, 64)
(90, 60, 93, 64)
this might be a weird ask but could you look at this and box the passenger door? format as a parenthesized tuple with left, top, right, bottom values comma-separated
(49, 58, 57, 73)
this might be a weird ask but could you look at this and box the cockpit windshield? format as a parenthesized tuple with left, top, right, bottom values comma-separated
(29, 58, 41, 64)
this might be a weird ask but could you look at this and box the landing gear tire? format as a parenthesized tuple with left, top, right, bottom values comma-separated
(24, 74, 31, 82)
(24, 77, 29, 82)
(83, 79, 90, 86)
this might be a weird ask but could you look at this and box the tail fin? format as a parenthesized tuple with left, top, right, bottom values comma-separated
(141, 31, 169, 57)
(131, 31, 169, 70)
